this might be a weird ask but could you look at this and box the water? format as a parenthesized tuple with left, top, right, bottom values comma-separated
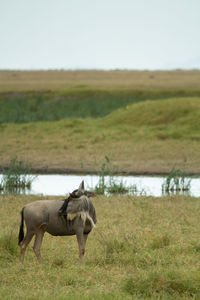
(1, 174, 200, 197)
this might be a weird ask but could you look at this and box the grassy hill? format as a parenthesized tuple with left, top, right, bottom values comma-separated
(102, 97, 200, 140)
(0, 97, 200, 174)
(104, 97, 200, 126)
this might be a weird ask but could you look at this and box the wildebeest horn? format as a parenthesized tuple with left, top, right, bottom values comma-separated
(78, 180, 85, 193)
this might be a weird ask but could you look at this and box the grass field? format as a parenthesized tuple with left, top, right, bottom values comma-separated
(1, 70, 200, 91)
(1, 194, 200, 299)
(0, 97, 200, 174)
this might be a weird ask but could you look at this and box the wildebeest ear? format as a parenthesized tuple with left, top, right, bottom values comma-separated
(78, 180, 85, 193)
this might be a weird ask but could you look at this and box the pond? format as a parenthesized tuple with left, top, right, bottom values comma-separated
(0, 174, 200, 197)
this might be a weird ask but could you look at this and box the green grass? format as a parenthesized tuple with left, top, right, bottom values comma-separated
(102, 96, 200, 140)
(1, 89, 200, 123)
(1, 194, 200, 299)
(0, 89, 138, 122)
(103, 96, 200, 127)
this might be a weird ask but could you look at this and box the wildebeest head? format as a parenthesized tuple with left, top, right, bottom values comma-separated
(58, 181, 95, 216)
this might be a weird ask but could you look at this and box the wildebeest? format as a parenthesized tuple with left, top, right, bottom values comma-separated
(18, 181, 96, 263)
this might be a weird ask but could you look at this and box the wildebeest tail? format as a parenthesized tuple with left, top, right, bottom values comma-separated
(18, 208, 24, 245)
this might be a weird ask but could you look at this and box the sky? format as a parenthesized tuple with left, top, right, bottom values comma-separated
(0, 0, 200, 70)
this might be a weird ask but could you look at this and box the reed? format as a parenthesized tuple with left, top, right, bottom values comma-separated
(162, 168, 191, 194)
(94, 157, 138, 195)
(0, 157, 36, 192)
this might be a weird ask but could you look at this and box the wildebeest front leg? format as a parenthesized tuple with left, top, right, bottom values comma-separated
(33, 228, 45, 263)
(83, 234, 88, 250)
(76, 228, 86, 261)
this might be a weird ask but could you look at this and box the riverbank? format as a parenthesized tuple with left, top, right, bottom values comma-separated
(1, 166, 200, 176)
(1, 97, 200, 175)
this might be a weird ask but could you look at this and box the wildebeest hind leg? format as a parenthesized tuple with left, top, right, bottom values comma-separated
(33, 228, 45, 263)
(20, 231, 34, 262)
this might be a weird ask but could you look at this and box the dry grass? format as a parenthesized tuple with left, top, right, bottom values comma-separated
(0, 97, 200, 174)
(0, 130, 199, 174)
(1, 194, 200, 299)
(0, 70, 200, 92)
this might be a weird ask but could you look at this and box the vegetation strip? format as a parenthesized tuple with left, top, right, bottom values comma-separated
(1, 88, 200, 123)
